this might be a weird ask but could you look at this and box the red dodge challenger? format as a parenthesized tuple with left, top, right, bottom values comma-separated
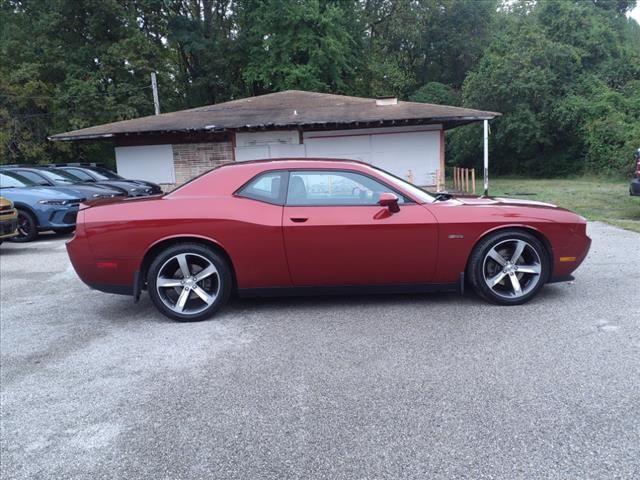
(67, 159, 591, 321)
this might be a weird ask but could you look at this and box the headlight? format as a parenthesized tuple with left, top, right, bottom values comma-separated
(38, 199, 79, 205)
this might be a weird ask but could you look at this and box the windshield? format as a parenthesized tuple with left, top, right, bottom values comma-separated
(372, 166, 436, 203)
(88, 167, 122, 180)
(0, 172, 37, 188)
(41, 169, 81, 184)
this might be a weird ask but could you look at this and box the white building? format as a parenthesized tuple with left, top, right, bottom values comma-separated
(50, 90, 498, 190)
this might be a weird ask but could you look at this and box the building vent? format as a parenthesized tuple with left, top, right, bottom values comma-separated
(376, 96, 398, 106)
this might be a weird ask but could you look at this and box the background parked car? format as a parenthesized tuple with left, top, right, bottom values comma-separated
(630, 148, 640, 197)
(0, 172, 81, 242)
(0, 196, 19, 244)
(50, 164, 162, 196)
(0, 166, 124, 201)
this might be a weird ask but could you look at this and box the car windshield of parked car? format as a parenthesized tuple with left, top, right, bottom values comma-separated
(41, 169, 82, 184)
(88, 167, 122, 180)
(0, 172, 37, 188)
(64, 168, 95, 181)
(286, 170, 409, 206)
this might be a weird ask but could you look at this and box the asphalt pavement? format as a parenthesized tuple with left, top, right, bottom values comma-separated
(1, 222, 639, 479)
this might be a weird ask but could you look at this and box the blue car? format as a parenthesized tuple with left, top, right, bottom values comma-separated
(0, 172, 81, 242)
(0, 166, 124, 201)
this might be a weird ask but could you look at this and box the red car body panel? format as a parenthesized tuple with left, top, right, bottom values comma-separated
(66, 159, 591, 296)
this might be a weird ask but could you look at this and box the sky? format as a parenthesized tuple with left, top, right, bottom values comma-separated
(630, 5, 640, 23)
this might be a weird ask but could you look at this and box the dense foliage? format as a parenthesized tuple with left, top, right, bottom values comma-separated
(1, 0, 638, 176)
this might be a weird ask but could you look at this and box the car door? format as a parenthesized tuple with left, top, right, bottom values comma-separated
(282, 169, 438, 286)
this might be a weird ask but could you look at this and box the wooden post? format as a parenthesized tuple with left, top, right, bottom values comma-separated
(471, 168, 476, 194)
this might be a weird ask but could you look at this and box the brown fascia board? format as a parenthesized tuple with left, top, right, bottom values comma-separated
(49, 116, 497, 142)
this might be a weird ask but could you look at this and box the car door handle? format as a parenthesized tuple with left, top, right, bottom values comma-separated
(290, 217, 308, 223)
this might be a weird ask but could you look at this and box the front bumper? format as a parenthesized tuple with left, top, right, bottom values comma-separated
(37, 205, 79, 230)
(0, 216, 18, 239)
(630, 178, 640, 196)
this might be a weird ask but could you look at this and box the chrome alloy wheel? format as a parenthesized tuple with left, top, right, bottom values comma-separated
(156, 253, 220, 315)
(482, 239, 542, 299)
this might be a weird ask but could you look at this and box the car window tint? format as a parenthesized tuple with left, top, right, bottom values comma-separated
(237, 171, 286, 204)
(0, 172, 36, 187)
(43, 169, 79, 183)
(15, 170, 49, 186)
(89, 167, 120, 180)
(66, 168, 93, 181)
(286, 171, 406, 206)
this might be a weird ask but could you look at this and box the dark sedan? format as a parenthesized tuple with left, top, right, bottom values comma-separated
(52, 164, 162, 196)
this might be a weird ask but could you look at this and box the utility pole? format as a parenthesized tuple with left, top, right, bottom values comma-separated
(483, 119, 489, 196)
(151, 72, 160, 115)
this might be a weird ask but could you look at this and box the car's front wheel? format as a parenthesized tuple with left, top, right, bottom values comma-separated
(468, 230, 550, 305)
(147, 243, 232, 321)
(11, 209, 38, 243)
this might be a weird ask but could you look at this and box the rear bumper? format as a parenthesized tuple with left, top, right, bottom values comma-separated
(630, 178, 640, 196)
(66, 211, 137, 295)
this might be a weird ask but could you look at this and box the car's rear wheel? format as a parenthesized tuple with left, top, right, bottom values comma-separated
(11, 209, 38, 243)
(468, 230, 549, 305)
(147, 243, 232, 322)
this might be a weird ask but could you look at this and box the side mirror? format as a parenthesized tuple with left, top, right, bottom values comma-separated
(378, 192, 400, 213)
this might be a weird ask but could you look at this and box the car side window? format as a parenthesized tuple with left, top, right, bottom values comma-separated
(236, 171, 287, 205)
(286, 170, 407, 206)
(15, 170, 49, 186)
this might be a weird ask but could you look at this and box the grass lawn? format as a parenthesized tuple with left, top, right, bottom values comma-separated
(453, 177, 640, 233)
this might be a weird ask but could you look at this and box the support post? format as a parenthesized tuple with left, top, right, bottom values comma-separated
(483, 119, 489, 196)
(151, 72, 160, 115)
(472, 168, 476, 194)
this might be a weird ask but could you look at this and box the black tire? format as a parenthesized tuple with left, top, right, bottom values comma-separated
(147, 243, 232, 322)
(10, 209, 38, 243)
(467, 229, 550, 306)
(53, 227, 75, 235)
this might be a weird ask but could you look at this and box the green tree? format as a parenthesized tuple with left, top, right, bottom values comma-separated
(241, 0, 361, 94)
(1, 0, 175, 164)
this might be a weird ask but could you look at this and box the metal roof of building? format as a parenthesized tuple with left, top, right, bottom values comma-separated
(49, 90, 500, 141)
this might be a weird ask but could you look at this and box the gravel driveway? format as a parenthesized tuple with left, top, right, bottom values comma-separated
(1, 222, 639, 479)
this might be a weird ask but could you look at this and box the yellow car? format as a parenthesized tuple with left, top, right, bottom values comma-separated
(0, 196, 19, 243)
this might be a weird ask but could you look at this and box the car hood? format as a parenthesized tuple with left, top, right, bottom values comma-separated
(94, 180, 155, 194)
(453, 195, 559, 210)
(0, 187, 79, 202)
(55, 184, 124, 198)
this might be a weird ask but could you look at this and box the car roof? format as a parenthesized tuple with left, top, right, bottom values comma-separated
(218, 158, 370, 170)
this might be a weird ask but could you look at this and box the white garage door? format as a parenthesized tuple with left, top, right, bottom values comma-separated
(115, 144, 175, 184)
(303, 126, 441, 186)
